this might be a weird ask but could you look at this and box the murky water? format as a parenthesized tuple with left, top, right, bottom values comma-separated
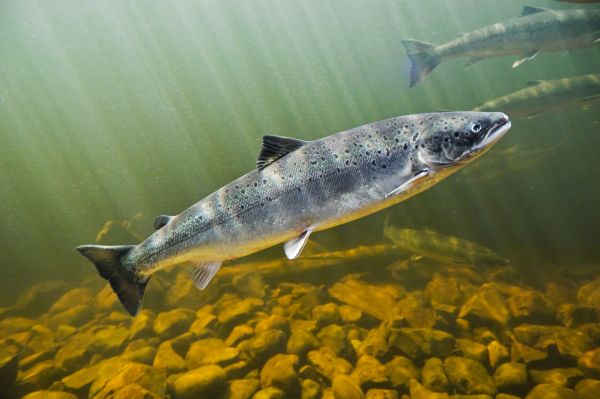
(1, 1, 599, 398)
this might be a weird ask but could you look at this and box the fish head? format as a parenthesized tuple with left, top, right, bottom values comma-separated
(417, 112, 511, 170)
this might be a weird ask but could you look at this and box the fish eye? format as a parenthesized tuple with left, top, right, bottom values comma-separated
(470, 122, 482, 133)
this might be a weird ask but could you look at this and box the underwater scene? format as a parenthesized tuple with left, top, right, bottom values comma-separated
(1, 0, 600, 398)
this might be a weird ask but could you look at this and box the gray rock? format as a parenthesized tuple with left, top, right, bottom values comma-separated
(575, 379, 600, 399)
(578, 277, 600, 308)
(409, 379, 450, 399)
(301, 379, 321, 399)
(224, 360, 254, 380)
(422, 357, 449, 393)
(255, 315, 290, 336)
(226, 378, 261, 399)
(122, 340, 156, 364)
(287, 330, 320, 359)
(153, 308, 195, 339)
(328, 279, 402, 321)
(507, 290, 555, 322)
(356, 328, 388, 359)
(317, 324, 355, 361)
(525, 383, 576, 399)
(154, 340, 187, 373)
(129, 310, 155, 340)
(90, 326, 129, 357)
(226, 325, 255, 347)
(48, 288, 94, 314)
(493, 362, 527, 393)
(529, 368, 584, 387)
(332, 374, 365, 399)
(307, 348, 352, 382)
(60, 357, 128, 396)
(46, 305, 94, 329)
(495, 394, 521, 399)
(339, 305, 363, 324)
(513, 325, 592, 361)
(260, 354, 300, 395)
(90, 361, 167, 399)
(385, 356, 418, 391)
(253, 387, 286, 399)
(186, 338, 239, 368)
(388, 328, 454, 359)
(365, 389, 398, 399)
(0, 317, 37, 337)
(443, 356, 495, 396)
(21, 391, 77, 399)
(173, 365, 227, 399)
(218, 297, 264, 325)
(351, 355, 389, 390)
(455, 339, 487, 364)
(579, 348, 600, 378)
(487, 340, 510, 369)
(458, 288, 509, 327)
(312, 303, 342, 327)
(249, 329, 287, 365)
(0, 350, 18, 391)
(15, 361, 63, 395)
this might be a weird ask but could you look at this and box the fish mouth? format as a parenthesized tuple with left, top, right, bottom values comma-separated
(474, 114, 511, 153)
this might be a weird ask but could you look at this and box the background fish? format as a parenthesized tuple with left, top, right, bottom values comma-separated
(383, 221, 510, 267)
(403, 6, 600, 86)
(474, 74, 600, 119)
(77, 111, 510, 315)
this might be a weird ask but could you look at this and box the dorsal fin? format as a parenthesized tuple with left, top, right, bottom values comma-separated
(521, 6, 549, 17)
(526, 80, 545, 87)
(153, 215, 173, 230)
(257, 135, 306, 171)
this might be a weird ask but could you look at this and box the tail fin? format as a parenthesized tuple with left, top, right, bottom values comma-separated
(76, 245, 147, 316)
(401, 39, 440, 87)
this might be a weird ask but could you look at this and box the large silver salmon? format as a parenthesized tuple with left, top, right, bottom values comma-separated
(77, 112, 511, 315)
(403, 6, 600, 86)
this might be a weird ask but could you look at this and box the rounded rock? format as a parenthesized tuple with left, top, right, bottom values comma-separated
(173, 365, 227, 399)
(332, 374, 365, 399)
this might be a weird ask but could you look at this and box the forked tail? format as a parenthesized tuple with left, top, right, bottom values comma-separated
(401, 39, 440, 87)
(76, 244, 148, 316)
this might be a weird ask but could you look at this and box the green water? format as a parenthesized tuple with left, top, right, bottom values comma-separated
(1, 1, 600, 397)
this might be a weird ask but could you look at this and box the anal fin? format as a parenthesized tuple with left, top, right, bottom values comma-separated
(284, 228, 313, 259)
(188, 261, 222, 290)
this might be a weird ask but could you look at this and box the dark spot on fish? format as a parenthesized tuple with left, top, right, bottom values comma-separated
(345, 160, 350, 165)
(254, 182, 258, 187)
(263, 179, 267, 184)
(454, 132, 459, 137)
(345, 149, 350, 153)
(333, 154, 338, 159)
(371, 160, 376, 166)
(382, 164, 387, 169)
(403, 143, 408, 150)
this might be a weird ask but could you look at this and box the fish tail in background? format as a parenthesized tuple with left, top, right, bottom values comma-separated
(401, 39, 440, 87)
(76, 244, 147, 316)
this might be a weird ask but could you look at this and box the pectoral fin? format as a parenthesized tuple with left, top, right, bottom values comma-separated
(464, 57, 484, 69)
(582, 94, 600, 103)
(512, 50, 539, 68)
(385, 169, 430, 198)
(188, 261, 222, 290)
(284, 228, 313, 259)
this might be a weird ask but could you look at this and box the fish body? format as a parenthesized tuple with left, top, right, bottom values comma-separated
(403, 6, 600, 86)
(474, 74, 600, 118)
(77, 112, 510, 315)
(384, 223, 509, 267)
